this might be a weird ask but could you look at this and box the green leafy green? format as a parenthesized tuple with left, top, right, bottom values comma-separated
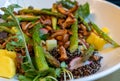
(39, 32, 49, 40)
(18, 75, 33, 81)
(60, 62, 68, 68)
(57, 0, 76, 9)
(78, 2, 90, 19)
(0, 21, 17, 27)
(1, 4, 35, 73)
(1, 4, 21, 20)
(6, 32, 24, 51)
(60, 62, 74, 81)
(55, 68, 61, 77)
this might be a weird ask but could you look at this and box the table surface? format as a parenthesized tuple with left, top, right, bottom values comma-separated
(96, 69, 120, 81)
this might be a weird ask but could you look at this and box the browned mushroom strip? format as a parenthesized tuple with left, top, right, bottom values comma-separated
(45, 25, 52, 31)
(62, 16, 76, 29)
(78, 33, 83, 38)
(56, 36, 63, 41)
(67, 30, 73, 35)
(57, 18, 65, 27)
(58, 41, 64, 46)
(21, 22, 31, 31)
(59, 45, 68, 61)
(39, 16, 52, 25)
(57, 4, 69, 15)
(40, 18, 52, 25)
(28, 20, 40, 29)
(69, 2, 79, 13)
(64, 41, 70, 49)
(51, 30, 67, 38)
(63, 34, 69, 43)
(25, 30, 32, 37)
(80, 24, 89, 36)
(1, 37, 12, 48)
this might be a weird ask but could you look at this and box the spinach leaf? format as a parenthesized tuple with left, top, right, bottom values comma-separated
(78, 2, 90, 19)
(57, 0, 76, 9)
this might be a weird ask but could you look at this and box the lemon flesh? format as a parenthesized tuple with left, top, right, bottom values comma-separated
(87, 32, 106, 50)
(0, 49, 16, 61)
(0, 56, 16, 78)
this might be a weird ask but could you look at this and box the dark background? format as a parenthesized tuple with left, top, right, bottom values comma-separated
(106, 0, 120, 6)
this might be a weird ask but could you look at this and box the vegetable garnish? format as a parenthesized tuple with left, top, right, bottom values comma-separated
(0, 0, 119, 81)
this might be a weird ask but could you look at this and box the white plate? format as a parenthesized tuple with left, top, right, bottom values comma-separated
(0, 0, 120, 81)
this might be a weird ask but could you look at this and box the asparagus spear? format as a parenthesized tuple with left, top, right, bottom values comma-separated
(19, 9, 65, 18)
(82, 45, 94, 62)
(32, 24, 49, 72)
(0, 21, 16, 27)
(52, 3, 57, 30)
(78, 15, 91, 31)
(8, 15, 40, 21)
(69, 11, 79, 53)
(0, 26, 15, 34)
(45, 52, 60, 68)
(90, 22, 120, 47)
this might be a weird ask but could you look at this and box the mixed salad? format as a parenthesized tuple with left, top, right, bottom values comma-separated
(0, 0, 119, 81)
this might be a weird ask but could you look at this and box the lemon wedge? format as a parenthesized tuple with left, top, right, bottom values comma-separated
(0, 49, 16, 61)
(102, 27, 109, 34)
(87, 32, 106, 50)
(0, 56, 16, 78)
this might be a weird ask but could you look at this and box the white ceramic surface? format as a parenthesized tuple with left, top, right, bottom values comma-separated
(0, 0, 120, 81)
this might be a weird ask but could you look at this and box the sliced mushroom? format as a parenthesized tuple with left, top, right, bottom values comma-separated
(59, 46, 68, 61)
(25, 30, 32, 37)
(58, 41, 64, 46)
(21, 22, 31, 31)
(40, 16, 52, 26)
(57, 18, 65, 27)
(28, 20, 40, 29)
(80, 24, 89, 36)
(57, 4, 69, 15)
(69, 2, 79, 13)
(56, 36, 63, 41)
(51, 29, 67, 38)
(45, 25, 52, 31)
(63, 34, 69, 43)
(67, 30, 73, 35)
(78, 33, 83, 38)
(62, 16, 76, 29)
(64, 41, 70, 49)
